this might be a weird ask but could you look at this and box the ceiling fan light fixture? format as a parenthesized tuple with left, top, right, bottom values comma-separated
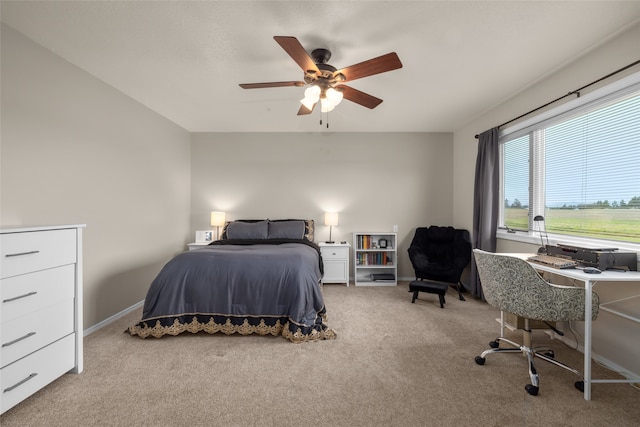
(300, 85, 321, 110)
(300, 96, 317, 111)
(320, 87, 343, 112)
(305, 85, 321, 98)
(326, 87, 343, 105)
(320, 97, 336, 113)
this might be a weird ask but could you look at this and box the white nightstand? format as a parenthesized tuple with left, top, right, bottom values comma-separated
(187, 242, 210, 251)
(318, 242, 350, 286)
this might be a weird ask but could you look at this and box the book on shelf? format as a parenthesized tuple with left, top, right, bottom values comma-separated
(356, 253, 392, 266)
(357, 234, 394, 250)
(357, 234, 373, 249)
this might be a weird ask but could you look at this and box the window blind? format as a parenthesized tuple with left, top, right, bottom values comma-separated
(500, 79, 640, 244)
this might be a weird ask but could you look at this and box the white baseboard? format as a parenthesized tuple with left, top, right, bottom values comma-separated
(83, 300, 144, 337)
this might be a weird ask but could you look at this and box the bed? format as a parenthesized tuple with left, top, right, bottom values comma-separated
(128, 219, 336, 343)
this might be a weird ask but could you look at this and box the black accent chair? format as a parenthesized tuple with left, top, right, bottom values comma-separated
(407, 226, 472, 302)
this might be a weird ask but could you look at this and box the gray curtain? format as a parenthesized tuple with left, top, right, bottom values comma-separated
(470, 127, 499, 299)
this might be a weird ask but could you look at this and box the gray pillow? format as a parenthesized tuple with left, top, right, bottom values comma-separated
(226, 220, 268, 240)
(268, 220, 305, 239)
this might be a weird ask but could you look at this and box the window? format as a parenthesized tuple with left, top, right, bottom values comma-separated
(500, 74, 640, 245)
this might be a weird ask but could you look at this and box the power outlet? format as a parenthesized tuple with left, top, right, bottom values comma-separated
(393, 225, 398, 232)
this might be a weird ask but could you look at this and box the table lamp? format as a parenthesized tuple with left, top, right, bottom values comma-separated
(533, 215, 549, 253)
(211, 211, 226, 240)
(324, 212, 338, 243)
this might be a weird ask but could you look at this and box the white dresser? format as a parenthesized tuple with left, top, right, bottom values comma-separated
(0, 225, 84, 414)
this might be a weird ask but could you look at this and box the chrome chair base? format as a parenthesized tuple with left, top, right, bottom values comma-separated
(474, 336, 584, 396)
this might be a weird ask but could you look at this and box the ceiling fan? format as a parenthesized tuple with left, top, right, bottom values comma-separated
(239, 36, 403, 116)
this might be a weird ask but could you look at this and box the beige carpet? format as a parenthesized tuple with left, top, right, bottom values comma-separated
(2, 282, 639, 426)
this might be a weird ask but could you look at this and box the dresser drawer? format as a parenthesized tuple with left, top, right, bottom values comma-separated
(1, 299, 75, 368)
(0, 229, 77, 279)
(321, 246, 349, 260)
(1, 334, 75, 413)
(1, 264, 75, 323)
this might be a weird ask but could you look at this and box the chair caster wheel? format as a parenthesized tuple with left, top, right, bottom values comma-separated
(474, 356, 485, 365)
(525, 384, 539, 396)
(489, 341, 499, 348)
(575, 381, 584, 392)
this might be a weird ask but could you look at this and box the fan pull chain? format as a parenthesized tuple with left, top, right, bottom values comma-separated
(318, 106, 329, 128)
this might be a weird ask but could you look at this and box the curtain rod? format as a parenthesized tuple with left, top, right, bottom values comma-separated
(474, 58, 640, 139)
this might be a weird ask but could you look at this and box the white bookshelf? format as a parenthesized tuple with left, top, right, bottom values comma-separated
(353, 232, 397, 286)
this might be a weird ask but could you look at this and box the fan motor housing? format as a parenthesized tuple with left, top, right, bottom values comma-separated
(311, 48, 332, 64)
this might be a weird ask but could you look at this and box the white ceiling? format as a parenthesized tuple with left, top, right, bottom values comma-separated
(2, 1, 640, 133)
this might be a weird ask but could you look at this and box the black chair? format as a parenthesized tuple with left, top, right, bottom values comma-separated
(407, 226, 471, 302)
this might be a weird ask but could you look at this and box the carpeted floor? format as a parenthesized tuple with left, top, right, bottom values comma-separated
(2, 282, 639, 426)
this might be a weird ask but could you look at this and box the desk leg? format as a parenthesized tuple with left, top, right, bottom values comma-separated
(584, 280, 593, 401)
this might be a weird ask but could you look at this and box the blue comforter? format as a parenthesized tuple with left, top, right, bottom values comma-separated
(129, 239, 335, 342)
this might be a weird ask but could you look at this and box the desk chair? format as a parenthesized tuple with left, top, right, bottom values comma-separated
(472, 249, 599, 396)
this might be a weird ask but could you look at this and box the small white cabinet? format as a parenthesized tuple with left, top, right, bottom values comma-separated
(0, 225, 84, 414)
(353, 232, 397, 286)
(318, 242, 350, 286)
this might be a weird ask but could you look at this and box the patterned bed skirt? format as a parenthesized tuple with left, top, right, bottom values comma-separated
(128, 309, 336, 343)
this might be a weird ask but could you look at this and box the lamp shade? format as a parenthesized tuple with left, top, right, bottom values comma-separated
(326, 87, 343, 106)
(320, 88, 343, 113)
(210, 211, 226, 227)
(300, 96, 317, 111)
(324, 212, 339, 226)
(320, 97, 335, 113)
(300, 85, 321, 110)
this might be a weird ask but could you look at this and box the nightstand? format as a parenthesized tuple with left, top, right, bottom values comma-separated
(187, 242, 210, 251)
(318, 242, 350, 286)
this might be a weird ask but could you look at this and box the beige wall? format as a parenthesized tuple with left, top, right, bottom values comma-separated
(191, 132, 454, 279)
(452, 22, 640, 376)
(0, 24, 192, 328)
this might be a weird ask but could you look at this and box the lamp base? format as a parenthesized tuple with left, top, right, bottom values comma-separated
(325, 241, 335, 244)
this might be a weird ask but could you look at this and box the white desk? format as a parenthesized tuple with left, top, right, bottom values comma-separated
(511, 254, 640, 400)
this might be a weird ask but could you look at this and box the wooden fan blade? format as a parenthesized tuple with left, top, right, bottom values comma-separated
(339, 85, 383, 109)
(239, 81, 305, 89)
(297, 103, 316, 115)
(274, 36, 319, 73)
(335, 52, 402, 82)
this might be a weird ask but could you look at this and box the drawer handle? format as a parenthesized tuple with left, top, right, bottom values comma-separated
(3, 373, 38, 393)
(5, 250, 40, 258)
(2, 332, 36, 348)
(3, 291, 38, 303)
